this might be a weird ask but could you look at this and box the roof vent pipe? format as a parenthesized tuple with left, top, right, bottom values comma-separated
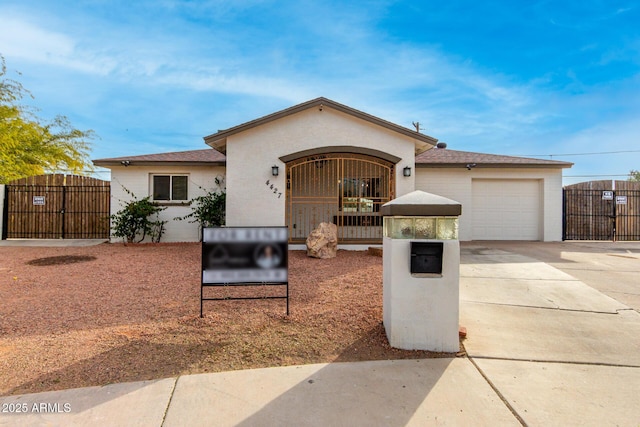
(436, 142, 447, 149)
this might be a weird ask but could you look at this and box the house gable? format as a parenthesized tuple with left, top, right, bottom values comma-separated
(204, 97, 438, 156)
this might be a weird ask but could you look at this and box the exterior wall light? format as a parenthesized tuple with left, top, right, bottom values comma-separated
(272, 165, 279, 176)
(403, 166, 412, 177)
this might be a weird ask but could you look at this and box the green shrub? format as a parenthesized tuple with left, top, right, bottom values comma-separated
(175, 176, 226, 234)
(111, 188, 166, 243)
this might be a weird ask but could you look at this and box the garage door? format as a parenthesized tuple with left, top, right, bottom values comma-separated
(472, 179, 541, 240)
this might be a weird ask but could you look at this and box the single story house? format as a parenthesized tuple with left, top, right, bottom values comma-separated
(93, 97, 572, 244)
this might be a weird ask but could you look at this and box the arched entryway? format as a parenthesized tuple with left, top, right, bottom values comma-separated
(286, 153, 395, 243)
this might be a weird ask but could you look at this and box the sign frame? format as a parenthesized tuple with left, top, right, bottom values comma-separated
(32, 196, 46, 206)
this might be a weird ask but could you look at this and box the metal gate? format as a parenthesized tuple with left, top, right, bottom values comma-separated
(563, 180, 640, 241)
(286, 153, 394, 243)
(3, 174, 111, 239)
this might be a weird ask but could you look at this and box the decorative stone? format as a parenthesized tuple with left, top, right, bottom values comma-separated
(306, 222, 338, 259)
(367, 246, 383, 257)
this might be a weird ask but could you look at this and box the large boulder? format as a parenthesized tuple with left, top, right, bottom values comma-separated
(306, 222, 338, 259)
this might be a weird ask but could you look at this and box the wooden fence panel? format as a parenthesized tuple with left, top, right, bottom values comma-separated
(64, 185, 111, 238)
(3, 174, 110, 239)
(563, 180, 640, 241)
(615, 181, 640, 241)
(563, 181, 613, 240)
(5, 185, 64, 238)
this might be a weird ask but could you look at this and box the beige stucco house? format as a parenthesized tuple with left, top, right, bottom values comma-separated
(94, 97, 572, 244)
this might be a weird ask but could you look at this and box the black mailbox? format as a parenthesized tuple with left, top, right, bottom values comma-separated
(410, 242, 443, 274)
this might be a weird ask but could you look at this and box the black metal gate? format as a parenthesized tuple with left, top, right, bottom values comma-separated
(563, 181, 640, 241)
(2, 174, 111, 239)
(614, 188, 640, 240)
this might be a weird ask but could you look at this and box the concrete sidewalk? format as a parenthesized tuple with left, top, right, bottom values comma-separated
(1, 244, 639, 426)
(0, 239, 107, 247)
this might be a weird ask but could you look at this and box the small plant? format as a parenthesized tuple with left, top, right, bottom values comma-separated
(111, 187, 167, 243)
(175, 176, 226, 234)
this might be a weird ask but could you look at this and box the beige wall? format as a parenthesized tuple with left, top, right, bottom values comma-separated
(225, 106, 418, 227)
(383, 237, 460, 351)
(415, 167, 564, 241)
(109, 165, 225, 242)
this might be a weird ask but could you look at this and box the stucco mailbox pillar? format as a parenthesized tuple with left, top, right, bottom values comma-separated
(381, 190, 462, 352)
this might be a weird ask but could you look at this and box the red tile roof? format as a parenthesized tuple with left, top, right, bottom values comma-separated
(93, 149, 225, 166)
(415, 148, 573, 168)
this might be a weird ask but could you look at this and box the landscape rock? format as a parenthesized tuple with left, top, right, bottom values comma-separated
(306, 222, 338, 259)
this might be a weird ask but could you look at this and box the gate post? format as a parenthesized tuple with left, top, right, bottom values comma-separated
(61, 185, 66, 238)
(562, 189, 566, 241)
(612, 189, 617, 242)
(0, 185, 5, 239)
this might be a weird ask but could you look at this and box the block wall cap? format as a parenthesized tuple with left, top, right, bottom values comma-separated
(381, 190, 462, 216)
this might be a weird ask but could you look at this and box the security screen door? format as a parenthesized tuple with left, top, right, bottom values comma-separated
(286, 153, 394, 243)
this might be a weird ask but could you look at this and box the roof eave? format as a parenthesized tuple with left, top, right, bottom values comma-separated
(92, 160, 226, 168)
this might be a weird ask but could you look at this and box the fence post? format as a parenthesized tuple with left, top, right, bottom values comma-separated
(612, 190, 617, 242)
(562, 189, 566, 241)
(0, 185, 5, 240)
(61, 186, 66, 238)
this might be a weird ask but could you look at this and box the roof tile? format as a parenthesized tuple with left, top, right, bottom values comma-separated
(93, 149, 225, 166)
(415, 148, 573, 167)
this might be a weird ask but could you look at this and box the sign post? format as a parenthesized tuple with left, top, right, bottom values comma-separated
(201, 227, 289, 316)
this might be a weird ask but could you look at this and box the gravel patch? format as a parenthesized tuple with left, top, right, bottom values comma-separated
(0, 243, 456, 396)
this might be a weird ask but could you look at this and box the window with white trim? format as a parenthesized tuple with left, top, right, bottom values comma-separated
(152, 174, 188, 201)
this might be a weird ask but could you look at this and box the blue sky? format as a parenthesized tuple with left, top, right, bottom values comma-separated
(1, 0, 639, 184)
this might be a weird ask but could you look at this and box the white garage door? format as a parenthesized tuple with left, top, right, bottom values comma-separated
(472, 179, 541, 240)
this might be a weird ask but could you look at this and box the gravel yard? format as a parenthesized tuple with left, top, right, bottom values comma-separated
(0, 243, 456, 396)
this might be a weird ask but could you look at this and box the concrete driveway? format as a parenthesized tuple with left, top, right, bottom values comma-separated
(460, 241, 640, 426)
(0, 239, 107, 247)
(462, 241, 640, 312)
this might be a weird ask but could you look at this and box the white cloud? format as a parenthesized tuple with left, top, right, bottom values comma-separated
(1, 18, 73, 61)
(0, 13, 120, 75)
(156, 70, 313, 103)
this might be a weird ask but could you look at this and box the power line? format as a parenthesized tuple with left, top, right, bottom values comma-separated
(564, 174, 632, 178)
(515, 149, 640, 158)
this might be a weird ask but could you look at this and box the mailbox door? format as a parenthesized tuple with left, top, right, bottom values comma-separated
(410, 241, 443, 274)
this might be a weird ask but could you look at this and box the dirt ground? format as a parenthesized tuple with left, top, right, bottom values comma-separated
(0, 243, 457, 397)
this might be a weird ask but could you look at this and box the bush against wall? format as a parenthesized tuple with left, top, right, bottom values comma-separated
(111, 187, 167, 243)
(175, 176, 226, 233)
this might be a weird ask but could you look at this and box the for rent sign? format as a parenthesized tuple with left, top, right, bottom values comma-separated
(202, 227, 288, 284)
(200, 227, 289, 316)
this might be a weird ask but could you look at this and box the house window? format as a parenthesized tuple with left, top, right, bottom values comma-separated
(152, 175, 188, 201)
